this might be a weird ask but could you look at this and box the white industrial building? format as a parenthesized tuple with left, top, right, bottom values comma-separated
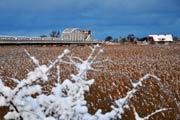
(148, 34, 173, 43)
(61, 28, 92, 41)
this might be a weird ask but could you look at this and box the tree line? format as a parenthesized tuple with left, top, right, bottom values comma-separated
(40, 31, 60, 38)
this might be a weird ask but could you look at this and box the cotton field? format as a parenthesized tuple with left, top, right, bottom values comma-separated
(0, 45, 179, 120)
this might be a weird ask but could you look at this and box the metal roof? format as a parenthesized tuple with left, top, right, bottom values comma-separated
(62, 28, 80, 34)
(148, 34, 173, 42)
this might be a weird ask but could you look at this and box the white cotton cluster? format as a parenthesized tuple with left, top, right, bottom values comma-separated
(0, 46, 169, 120)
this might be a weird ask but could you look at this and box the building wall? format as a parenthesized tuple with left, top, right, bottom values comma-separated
(148, 34, 173, 42)
(62, 29, 92, 41)
(62, 30, 82, 41)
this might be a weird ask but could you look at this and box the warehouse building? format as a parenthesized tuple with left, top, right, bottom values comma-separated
(61, 28, 92, 41)
(148, 34, 173, 44)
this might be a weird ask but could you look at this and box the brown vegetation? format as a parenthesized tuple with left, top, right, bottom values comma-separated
(0, 45, 179, 119)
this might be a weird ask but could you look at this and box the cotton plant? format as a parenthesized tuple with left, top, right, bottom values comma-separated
(0, 45, 169, 120)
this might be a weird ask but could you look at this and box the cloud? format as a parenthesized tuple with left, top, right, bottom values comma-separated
(0, 0, 179, 13)
(0, 0, 179, 39)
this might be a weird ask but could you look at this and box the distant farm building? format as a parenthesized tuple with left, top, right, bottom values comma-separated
(148, 34, 173, 44)
(61, 28, 92, 41)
